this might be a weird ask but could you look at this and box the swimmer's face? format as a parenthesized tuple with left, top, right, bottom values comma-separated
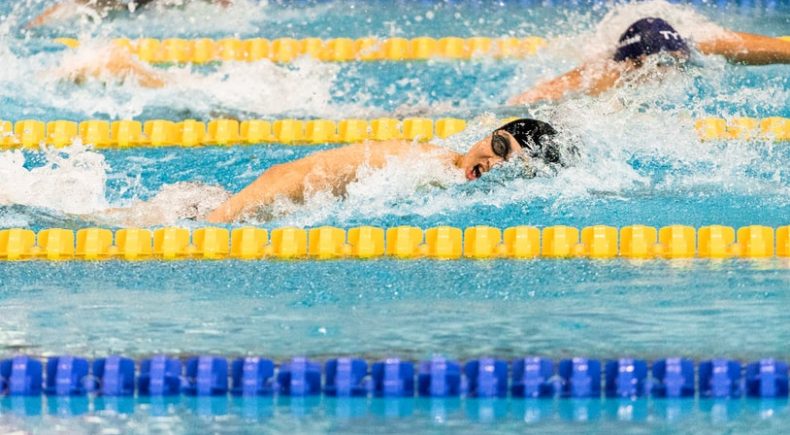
(461, 130, 524, 181)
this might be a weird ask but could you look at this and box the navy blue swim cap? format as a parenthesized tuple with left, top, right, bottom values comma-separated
(613, 18, 690, 62)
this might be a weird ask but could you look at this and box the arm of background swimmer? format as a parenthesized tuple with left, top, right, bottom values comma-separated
(507, 61, 623, 105)
(98, 45, 167, 88)
(26, 2, 77, 28)
(697, 31, 790, 65)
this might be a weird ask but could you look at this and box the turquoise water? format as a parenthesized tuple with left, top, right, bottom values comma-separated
(1, 0, 790, 433)
(1, 260, 790, 359)
(2, 397, 790, 433)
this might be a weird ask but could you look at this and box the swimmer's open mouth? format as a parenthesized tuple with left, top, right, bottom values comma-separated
(466, 164, 483, 181)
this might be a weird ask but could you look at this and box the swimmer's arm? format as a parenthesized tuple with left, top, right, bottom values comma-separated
(205, 141, 446, 223)
(26, 1, 78, 28)
(27, 0, 126, 28)
(205, 143, 371, 223)
(507, 61, 624, 105)
(204, 160, 310, 223)
(104, 47, 168, 88)
(698, 31, 790, 65)
(63, 45, 167, 88)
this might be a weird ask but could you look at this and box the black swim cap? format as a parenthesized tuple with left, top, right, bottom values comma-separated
(613, 17, 690, 62)
(496, 118, 569, 166)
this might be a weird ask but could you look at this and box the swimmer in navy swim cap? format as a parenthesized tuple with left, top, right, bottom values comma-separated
(509, 17, 790, 105)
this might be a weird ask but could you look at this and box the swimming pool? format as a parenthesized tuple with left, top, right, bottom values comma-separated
(1, 0, 790, 433)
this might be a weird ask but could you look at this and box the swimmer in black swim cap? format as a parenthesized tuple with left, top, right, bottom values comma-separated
(462, 118, 574, 180)
(508, 17, 790, 105)
(203, 118, 565, 223)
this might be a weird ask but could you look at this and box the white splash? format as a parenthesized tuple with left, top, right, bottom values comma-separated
(0, 143, 109, 215)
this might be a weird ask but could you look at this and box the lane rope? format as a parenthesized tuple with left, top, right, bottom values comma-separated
(0, 354, 787, 398)
(54, 36, 548, 63)
(1, 116, 787, 149)
(52, 35, 790, 63)
(1, 225, 788, 261)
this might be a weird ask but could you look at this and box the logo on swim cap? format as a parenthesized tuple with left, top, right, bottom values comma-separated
(613, 17, 689, 62)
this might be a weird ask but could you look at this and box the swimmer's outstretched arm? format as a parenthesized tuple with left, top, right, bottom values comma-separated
(507, 60, 625, 105)
(205, 142, 386, 223)
(698, 31, 790, 65)
(205, 141, 456, 223)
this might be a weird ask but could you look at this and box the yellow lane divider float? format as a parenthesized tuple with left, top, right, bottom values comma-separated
(1, 225, 788, 261)
(1, 117, 787, 149)
(54, 35, 790, 63)
(55, 37, 548, 63)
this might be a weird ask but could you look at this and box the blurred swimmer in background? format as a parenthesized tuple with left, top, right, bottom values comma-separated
(52, 15, 790, 94)
(508, 17, 790, 105)
(26, 0, 233, 29)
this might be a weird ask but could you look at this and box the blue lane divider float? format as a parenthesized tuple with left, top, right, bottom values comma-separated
(512, 357, 555, 398)
(418, 357, 461, 397)
(372, 358, 414, 397)
(652, 358, 695, 398)
(325, 358, 368, 397)
(699, 359, 742, 398)
(2, 355, 789, 399)
(278, 357, 322, 396)
(139, 356, 182, 395)
(464, 358, 508, 398)
(232, 357, 274, 396)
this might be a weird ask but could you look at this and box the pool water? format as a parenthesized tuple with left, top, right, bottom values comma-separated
(1, 0, 789, 433)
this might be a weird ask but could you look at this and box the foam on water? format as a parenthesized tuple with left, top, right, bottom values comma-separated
(1, 41, 352, 119)
(0, 143, 109, 215)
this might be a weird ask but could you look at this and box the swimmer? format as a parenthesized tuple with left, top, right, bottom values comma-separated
(200, 118, 568, 223)
(26, 0, 232, 29)
(59, 42, 169, 88)
(508, 17, 790, 105)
